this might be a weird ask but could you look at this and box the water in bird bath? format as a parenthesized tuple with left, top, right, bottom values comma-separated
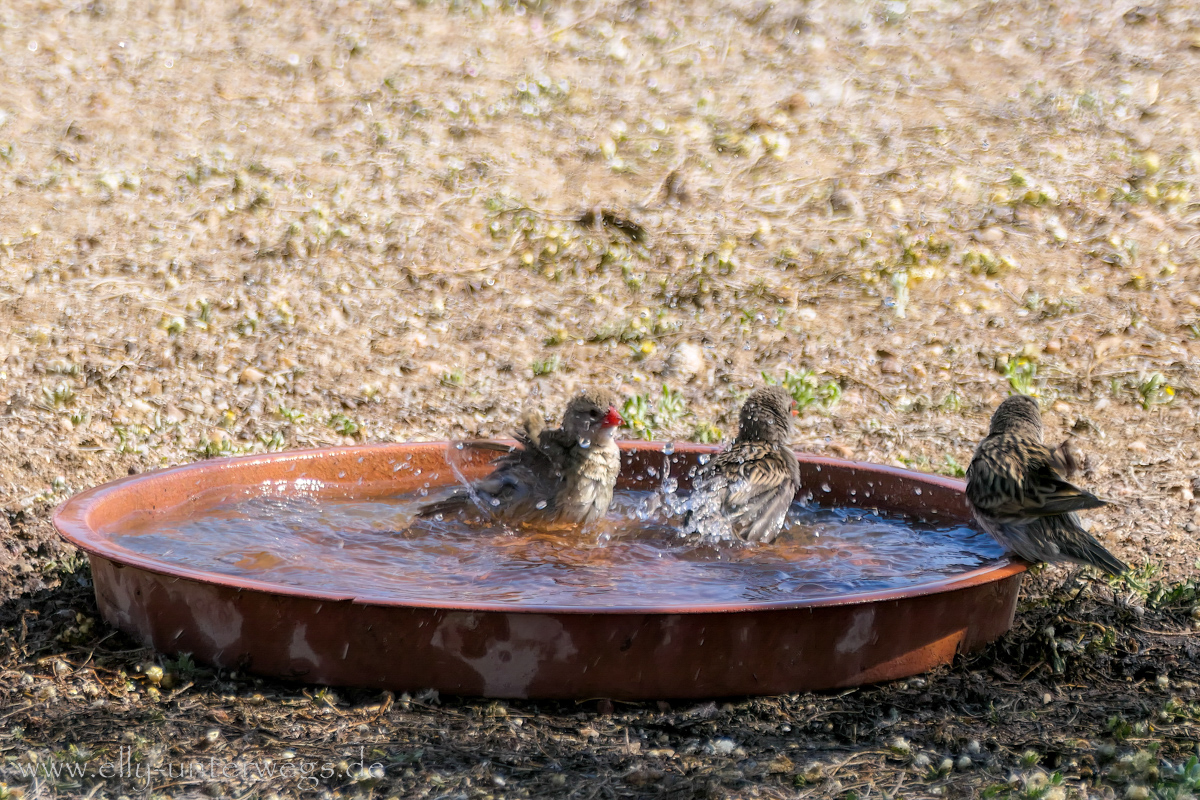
(102, 488, 1005, 609)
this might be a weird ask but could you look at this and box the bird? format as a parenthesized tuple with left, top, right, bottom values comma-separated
(682, 386, 800, 544)
(415, 389, 624, 527)
(965, 395, 1126, 575)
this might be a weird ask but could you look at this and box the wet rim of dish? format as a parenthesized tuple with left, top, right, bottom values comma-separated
(53, 442, 1027, 614)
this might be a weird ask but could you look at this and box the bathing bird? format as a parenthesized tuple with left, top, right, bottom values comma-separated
(966, 394, 1126, 575)
(416, 389, 624, 526)
(683, 386, 800, 543)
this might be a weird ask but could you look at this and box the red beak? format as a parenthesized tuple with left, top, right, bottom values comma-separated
(603, 406, 623, 428)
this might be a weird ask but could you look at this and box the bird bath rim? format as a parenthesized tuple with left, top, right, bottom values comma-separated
(53, 441, 1026, 615)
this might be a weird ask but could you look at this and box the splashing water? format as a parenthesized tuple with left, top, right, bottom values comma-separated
(103, 489, 1005, 609)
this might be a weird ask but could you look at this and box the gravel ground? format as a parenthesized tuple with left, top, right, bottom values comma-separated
(3, 0, 1200, 797)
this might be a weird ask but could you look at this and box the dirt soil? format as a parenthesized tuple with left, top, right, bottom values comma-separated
(4, 0, 1200, 797)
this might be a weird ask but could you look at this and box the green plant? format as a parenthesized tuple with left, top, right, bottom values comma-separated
(622, 394, 653, 440)
(327, 413, 362, 437)
(276, 404, 306, 423)
(1004, 356, 1038, 395)
(656, 385, 686, 425)
(692, 422, 722, 444)
(940, 454, 966, 478)
(192, 434, 241, 459)
(939, 390, 963, 412)
(440, 368, 465, 388)
(1136, 372, 1174, 410)
(763, 368, 841, 412)
(1110, 558, 1200, 610)
(621, 385, 690, 440)
(42, 381, 76, 408)
(1153, 754, 1200, 798)
(531, 355, 560, 376)
(257, 430, 286, 451)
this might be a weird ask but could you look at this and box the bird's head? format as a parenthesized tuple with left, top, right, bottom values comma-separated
(988, 394, 1043, 439)
(736, 386, 796, 445)
(562, 389, 623, 446)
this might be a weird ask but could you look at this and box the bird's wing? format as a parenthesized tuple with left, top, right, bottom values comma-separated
(533, 427, 580, 476)
(968, 435, 1106, 520)
(739, 480, 796, 543)
(417, 413, 559, 519)
(700, 443, 797, 520)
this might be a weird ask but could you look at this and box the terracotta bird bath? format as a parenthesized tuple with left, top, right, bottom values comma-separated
(53, 442, 1025, 699)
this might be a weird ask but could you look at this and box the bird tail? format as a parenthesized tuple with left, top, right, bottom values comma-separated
(1066, 536, 1127, 576)
(1045, 515, 1127, 576)
(415, 491, 472, 519)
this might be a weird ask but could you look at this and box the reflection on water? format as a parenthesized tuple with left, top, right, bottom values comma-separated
(104, 489, 1005, 609)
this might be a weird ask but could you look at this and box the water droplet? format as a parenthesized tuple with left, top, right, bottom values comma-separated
(647, 466, 658, 477)
(490, 498, 501, 507)
(535, 500, 547, 510)
(455, 442, 465, 450)
(578, 437, 591, 449)
(914, 487, 923, 495)
(820, 483, 832, 493)
(698, 454, 711, 466)
(663, 442, 675, 455)
(815, 465, 822, 472)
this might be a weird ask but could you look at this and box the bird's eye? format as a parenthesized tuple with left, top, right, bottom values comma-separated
(590, 409, 599, 418)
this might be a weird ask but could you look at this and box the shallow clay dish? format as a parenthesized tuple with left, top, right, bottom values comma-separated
(54, 442, 1025, 699)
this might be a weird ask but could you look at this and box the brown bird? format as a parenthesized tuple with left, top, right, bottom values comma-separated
(683, 386, 800, 543)
(417, 389, 624, 526)
(966, 395, 1126, 575)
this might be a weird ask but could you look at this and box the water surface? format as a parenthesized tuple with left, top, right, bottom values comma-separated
(103, 488, 1006, 609)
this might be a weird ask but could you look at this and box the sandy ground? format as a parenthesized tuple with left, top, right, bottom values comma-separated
(3, 0, 1200, 797)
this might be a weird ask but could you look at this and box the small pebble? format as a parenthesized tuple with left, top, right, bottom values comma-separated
(709, 738, 737, 756)
(829, 188, 863, 217)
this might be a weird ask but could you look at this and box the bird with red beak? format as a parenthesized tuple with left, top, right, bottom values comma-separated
(417, 389, 625, 527)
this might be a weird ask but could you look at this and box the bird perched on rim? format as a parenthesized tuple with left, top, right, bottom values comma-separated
(416, 389, 624, 527)
(966, 394, 1126, 575)
(683, 386, 800, 544)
